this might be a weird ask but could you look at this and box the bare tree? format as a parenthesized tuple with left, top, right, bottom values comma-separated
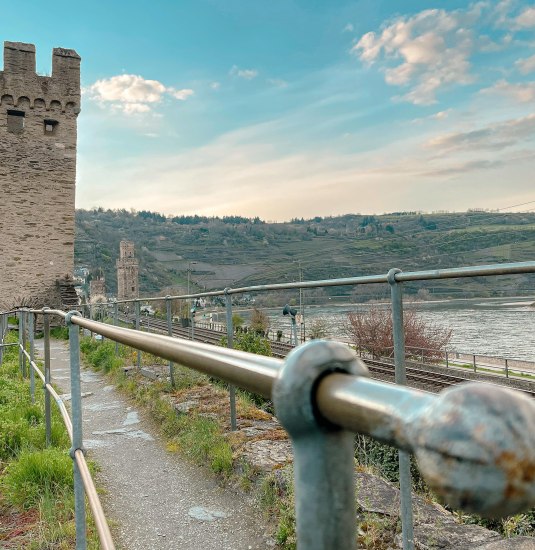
(345, 307, 451, 360)
(250, 308, 270, 335)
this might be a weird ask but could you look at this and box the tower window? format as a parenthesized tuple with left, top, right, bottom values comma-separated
(44, 119, 59, 135)
(7, 110, 25, 133)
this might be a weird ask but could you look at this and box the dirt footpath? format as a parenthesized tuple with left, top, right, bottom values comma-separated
(35, 339, 275, 550)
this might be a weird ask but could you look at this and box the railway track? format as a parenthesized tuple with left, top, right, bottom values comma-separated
(365, 359, 535, 398)
(117, 315, 535, 398)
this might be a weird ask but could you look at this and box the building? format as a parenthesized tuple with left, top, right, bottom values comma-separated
(116, 241, 139, 301)
(89, 269, 106, 302)
(0, 41, 81, 310)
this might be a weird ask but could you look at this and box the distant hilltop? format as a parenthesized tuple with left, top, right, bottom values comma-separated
(75, 208, 535, 300)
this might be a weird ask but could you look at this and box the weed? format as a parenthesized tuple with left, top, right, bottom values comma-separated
(2, 448, 73, 508)
(50, 326, 69, 340)
(0, 329, 99, 548)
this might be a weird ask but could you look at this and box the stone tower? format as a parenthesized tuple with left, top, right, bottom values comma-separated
(89, 269, 106, 302)
(0, 42, 81, 310)
(116, 241, 139, 301)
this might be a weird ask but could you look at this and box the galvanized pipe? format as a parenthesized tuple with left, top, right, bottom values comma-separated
(43, 310, 52, 447)
(225, 291, 237, 431)
(111, 260, 535, 304)
(114, 301, 119, 356)
(135, 300, 141, 369)
(29, 311, 35, 403)
(66, 315, 535, 517)
(18, 310, 23, 375)
(74, 450, 115, 550)
(388, 269, 414, 550)
(0, 314, 5, 366)
(66, 312, 87, 549)
(166, 297, 175, 388)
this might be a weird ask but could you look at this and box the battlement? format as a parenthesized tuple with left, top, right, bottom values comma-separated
(0, 41, 80, 114)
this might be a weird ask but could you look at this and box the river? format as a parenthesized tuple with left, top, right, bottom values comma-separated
(229, 297, 535, 362)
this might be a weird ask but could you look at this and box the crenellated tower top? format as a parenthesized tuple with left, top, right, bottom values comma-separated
(0, 41, 80, 113)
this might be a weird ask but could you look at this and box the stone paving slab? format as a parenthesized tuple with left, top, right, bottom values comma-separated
(35, 339, 274, 550)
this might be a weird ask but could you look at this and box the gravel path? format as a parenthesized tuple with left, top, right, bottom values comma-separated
(35, 339, 274, 550)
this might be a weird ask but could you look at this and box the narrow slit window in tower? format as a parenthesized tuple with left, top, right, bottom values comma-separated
(44, 119, 59, 135)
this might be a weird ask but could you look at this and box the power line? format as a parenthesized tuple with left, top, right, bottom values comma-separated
(497, 199, 535, 211)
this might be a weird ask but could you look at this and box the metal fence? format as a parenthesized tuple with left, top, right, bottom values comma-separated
(0, 308, 115, 550)
(2, 260, 535, 550)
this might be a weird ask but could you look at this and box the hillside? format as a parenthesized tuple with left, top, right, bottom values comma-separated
(75, 209, 535, 301)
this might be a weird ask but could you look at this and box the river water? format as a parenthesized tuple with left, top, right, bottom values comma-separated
(252, 297, 535, 362)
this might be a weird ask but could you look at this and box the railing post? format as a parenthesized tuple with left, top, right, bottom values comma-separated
(0, 314, 5, 367)
(29, 310, 35, 403)
(18, 311, 23, 375)
(113, 301, 119, 356)
(505, 358, 509, 378)
(135, 300, 141, 369)
(43, 308, 52, 447)
(19, 309, 26, 378)
(191, 306, 195, 341)
(473, 354, 477, 373)
(89, 304, 93, 339)
(22, 309, 28, 377)
(65, 311, 87, 550)
(273, 341, 368, 549)
(166, 296, 175, 388)
(445, 350, 449, 368)
(388, 268, 415, 550)
(224, 290, 237, 431)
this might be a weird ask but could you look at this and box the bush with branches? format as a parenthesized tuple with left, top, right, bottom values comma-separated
(250, 308, 270, 335)
(345, 307, 451, 360)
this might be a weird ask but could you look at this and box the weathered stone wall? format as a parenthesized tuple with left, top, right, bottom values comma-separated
(0, 41, 80, 310)
(90, 278, 106, 299)
(116, 240, 139, 301)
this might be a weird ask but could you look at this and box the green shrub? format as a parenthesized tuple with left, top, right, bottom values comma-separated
(2, 448, 73, 508)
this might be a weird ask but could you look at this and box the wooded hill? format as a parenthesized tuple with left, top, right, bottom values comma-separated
(75, 209, 535, 301)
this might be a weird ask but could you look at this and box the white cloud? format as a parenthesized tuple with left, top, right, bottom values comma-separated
(210, 81, 221, 90)
(481, 79, 535, 102)
(87, 74, 194, 114)
(170, 88, 194, 100)
(229, 65, 258, 80)
(515, 6, 535, 28)
(122, 103, 152, 114)
(516, 53, 535, 74)
(343, 23, 354, 33)
(352, 8, 478, 105)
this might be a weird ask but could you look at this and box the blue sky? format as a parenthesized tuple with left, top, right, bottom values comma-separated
(3, 1, 535, 219)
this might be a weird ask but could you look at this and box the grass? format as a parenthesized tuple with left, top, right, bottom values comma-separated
(80, 329, 535, 546)
(0, 330, 99, 548)
(79, 334, 302, 545)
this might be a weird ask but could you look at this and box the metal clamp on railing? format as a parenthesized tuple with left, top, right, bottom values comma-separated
(273, 341, 535, 550)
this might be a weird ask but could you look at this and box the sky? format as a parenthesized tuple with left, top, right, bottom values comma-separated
(2, 0, 535, 220)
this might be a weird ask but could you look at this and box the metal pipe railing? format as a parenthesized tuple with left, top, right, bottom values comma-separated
(0, 309, 114, 550)
(52, 312, 535, 522)
(111, 260, 535, 303)
(4, 260, 535, 550)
